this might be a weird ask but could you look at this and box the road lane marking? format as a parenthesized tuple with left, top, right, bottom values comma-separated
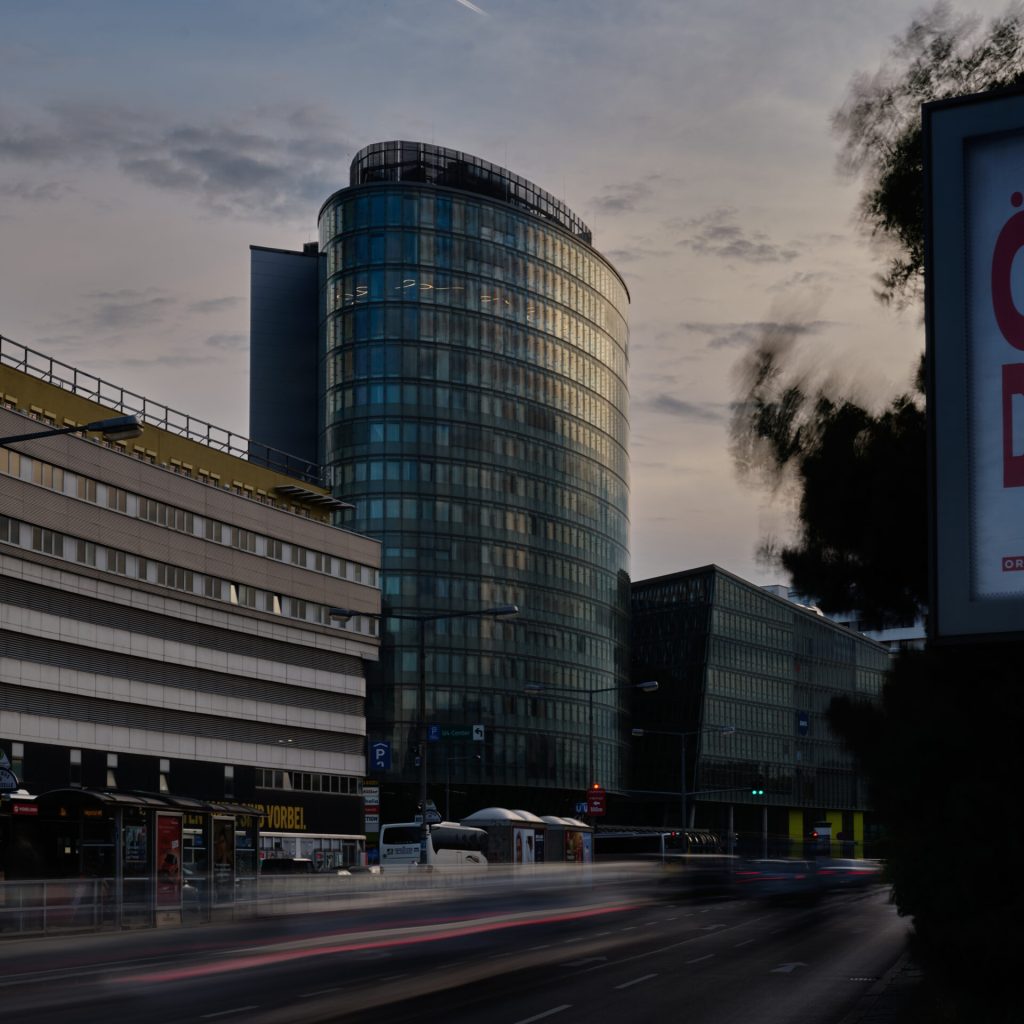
(514, 1005, 572, 1024)
(614, 973, 658, 990)
(529, 945, 552, 951)
(620, 926, 638, 932)
(200, 1009, 259, 1020)
(685, 954, 715, 965)
(300, 988, 340, 998)
(734, 939, 755, 948)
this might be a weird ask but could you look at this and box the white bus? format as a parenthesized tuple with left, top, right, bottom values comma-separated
(378, 821, 489, 870)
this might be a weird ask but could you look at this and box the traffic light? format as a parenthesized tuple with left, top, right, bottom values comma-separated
(590, 781, 602, 791)
(751, 787, 765, 797)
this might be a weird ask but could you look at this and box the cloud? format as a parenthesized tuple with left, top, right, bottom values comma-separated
(681, 320, 834, 350)
(189, 297, 244, 315)
(591, 181, 652, 214)
(0, 102, 356, 219)
(204, 332, 248, 351)
(0, 179, 70, 202)
(85, 289, 176, 331)
(647, 394, 729, 423)
(675, 207, 800, 263)
(605, 244, 670, 264)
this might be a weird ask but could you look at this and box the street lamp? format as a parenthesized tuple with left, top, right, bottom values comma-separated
(331, 603, 518, 865)
(0, 414, 143, 445)
(525, 680, 659, 795)
(631, 725, 737, 833)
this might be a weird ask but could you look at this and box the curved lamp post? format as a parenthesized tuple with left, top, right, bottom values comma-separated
(0, 414, 143, 446)
(331, 603, 518, 865)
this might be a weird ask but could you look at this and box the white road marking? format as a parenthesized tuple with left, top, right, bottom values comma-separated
(620, 926, 638, 932)
(200, 1009, 259, 1020)
(614, 973, 658, 990)
(299, 988, 340, 999)
(514, 1005, 573, 1024)
(734, 939, 755, 948)
(529, 945, 552, 951)
(685, 954, 715, 965)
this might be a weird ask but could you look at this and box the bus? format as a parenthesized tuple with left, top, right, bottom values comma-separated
(378, 821, 489, 870)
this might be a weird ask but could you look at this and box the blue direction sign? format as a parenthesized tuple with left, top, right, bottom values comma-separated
(797, 710, 810, 736)
(428, 725, 477, 741)
(370, 741, 392, 772)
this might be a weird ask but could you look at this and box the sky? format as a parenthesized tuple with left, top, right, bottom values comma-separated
(0, 0, 1008, 586)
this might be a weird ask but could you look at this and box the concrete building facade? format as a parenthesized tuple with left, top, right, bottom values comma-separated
(0, 338, 381, 875)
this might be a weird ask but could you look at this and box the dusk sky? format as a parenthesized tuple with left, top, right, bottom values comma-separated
(0, 1, 1003, 586)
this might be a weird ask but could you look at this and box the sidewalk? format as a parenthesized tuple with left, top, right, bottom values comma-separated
(838, 950, 925, 1024)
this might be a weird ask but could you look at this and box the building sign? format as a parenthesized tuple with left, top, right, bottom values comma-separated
(370, 741, 391, 772)
(249, 803, 307, 832)
(927, 89, 1024, 639)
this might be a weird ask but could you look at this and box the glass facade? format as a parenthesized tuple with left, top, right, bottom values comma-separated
(631, 567, 889, 841)
(318, 142, 631, 799)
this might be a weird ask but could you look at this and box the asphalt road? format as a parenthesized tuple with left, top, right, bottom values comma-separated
(0, 877, 908, 1024)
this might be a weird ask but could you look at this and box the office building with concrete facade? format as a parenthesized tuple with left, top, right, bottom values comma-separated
(0, 338, 381, 882)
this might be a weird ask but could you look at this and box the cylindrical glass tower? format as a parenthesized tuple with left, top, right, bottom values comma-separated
(318, 142, 630, 810)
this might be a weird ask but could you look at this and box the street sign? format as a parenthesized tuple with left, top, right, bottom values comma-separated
(575, 801, 588, 815)
(587, 788, 606, 816)
(370, 741, 392, 771)
(797, 711, 809, 736)
(472, 724, 485, 742)
(428, 725, 477, 741)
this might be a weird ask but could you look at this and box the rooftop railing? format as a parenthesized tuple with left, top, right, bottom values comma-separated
(0, 335, 325, 487)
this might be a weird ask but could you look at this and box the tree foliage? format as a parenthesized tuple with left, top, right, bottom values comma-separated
(732, 347, 927, 628)
(834, 2, 1024, 306)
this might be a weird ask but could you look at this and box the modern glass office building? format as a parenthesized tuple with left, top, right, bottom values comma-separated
(631, 566, 890, 855)
(306, 142, 631, 813)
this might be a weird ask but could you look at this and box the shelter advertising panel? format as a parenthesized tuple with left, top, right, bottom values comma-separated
(927, 88, 1024, 639)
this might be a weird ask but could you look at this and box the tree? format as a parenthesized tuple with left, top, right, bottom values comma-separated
(732, 6, 1024, 1015)
(834, 2, 1024, 307)
(731, 346, 927, 628)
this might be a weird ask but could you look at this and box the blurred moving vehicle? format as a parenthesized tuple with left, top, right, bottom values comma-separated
(734, 859, 822, 901)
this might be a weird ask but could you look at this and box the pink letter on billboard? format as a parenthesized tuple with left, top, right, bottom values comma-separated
(1003, 363, 1024, 486)
(992, 196, 1024, 350)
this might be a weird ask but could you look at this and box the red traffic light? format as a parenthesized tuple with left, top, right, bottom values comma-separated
(590, 782, 603, 791)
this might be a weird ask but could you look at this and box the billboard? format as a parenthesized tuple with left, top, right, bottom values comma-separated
(927, 88, 1024, 639)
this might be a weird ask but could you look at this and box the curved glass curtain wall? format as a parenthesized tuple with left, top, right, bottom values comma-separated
(319, 160, 630, 795)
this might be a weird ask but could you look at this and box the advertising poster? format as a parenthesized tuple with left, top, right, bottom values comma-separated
(124, 825, 147, 865)
(513, 827, 535, 865)
(155, 814, 182, 906)
(213, 818, 235, 903)
(966, 132, 1024, 596)
(565, 830, 583, 863)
